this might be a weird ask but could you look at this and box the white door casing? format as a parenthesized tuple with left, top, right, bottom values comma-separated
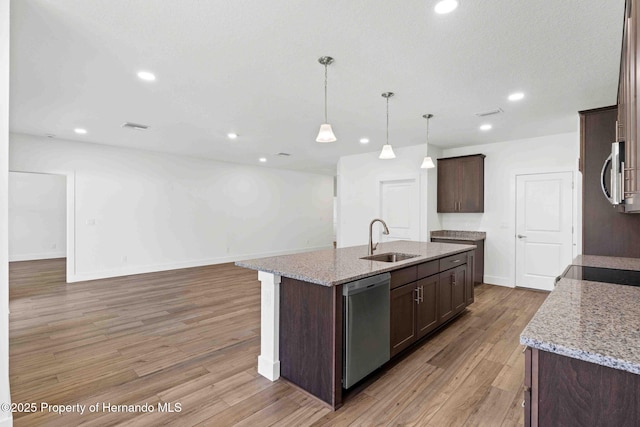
(379, 177, 420, 243)
(515, 172, 574, 291)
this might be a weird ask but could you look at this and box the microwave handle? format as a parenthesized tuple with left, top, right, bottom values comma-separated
(601, 153, 613, 203)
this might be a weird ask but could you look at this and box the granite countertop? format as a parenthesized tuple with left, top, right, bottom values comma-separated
(572, 254, 640, 271)
(431, 230, 486, 241)
(235, 240, 476, 287)
(521, 254, 640, 375)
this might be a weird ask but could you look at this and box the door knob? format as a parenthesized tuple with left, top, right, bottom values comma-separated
(517, 234, 527, 239)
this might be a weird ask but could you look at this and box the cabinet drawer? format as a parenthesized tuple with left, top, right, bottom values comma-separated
(417, 260, 439, 279)
(390, 265, 417, 289)
(439, 252, 467, 271)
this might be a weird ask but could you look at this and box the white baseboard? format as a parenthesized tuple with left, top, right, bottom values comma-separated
(0, 413, 12, 427)
(9, 251, 66, 262)
(483, 275, 513, 288)
(67, 245, 333, 283)
(257, 355, 280, 381)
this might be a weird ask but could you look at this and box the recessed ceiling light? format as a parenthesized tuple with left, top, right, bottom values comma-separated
(435, 0, 459, 14)
(360, 138, 370, 144)
(508, 92, 525, 101)
(227, 133, 238, 139)
(480, 124, 492, 131)
(259, 157, 267, 163)
(137, 71, 156, 81)
(74, 128, 87, 134)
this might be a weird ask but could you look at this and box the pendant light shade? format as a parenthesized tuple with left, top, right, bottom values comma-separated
(380, 144, 396, 159)
(379, 92, 396, 159)
(316, 56, 337, 143)
(420, 157, 435, 168)
(420, 114, 436, 169)
(316, 123, 336, 143)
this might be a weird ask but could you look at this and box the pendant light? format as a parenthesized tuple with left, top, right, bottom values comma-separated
(379, 92, 396, 159)
(420, 114, 436, 169)
(316, 56, 337, 143)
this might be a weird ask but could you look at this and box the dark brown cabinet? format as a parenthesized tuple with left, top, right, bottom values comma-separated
(416, 276, 438, 339)
(390, 275, 439, 357)
(439, 265, 466, 323)
(465, 251, 475, 305)
(390, 282, 417, 357)
(524, 346, 640, 427)
(389, 255, 474, 358)
(437, 154, 485, 213)
(432, 238, 484, 285)
(580, 107, 640, 257)
(610, 0, 640, 211)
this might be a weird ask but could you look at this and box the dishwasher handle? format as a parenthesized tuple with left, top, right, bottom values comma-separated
(342, 273, 391, 296)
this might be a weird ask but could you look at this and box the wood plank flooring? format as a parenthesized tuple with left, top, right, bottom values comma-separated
(9, 259, 548, 426)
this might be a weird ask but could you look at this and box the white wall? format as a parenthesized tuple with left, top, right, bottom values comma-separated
(439, 131, 580, 287)
(9, 172, 66, 261)
(0, 2, 11, 425)
(10, 133, 334, 282)
(337, 144, 435, 248)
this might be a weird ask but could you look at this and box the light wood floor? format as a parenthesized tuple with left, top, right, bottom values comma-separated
(9, 259, 548, 426)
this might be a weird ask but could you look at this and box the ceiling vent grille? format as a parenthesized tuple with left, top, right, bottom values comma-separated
(474, 108, 503, 117)
(277, 152, 291, 157)
(122, 122, 149, 131)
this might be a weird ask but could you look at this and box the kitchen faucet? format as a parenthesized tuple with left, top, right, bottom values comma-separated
(368, 218, 390, 256)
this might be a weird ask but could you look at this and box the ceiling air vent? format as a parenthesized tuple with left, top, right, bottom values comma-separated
(277, 152, 291, 157)
(122, 122, 149, 131)
(474, 108, 503, 117)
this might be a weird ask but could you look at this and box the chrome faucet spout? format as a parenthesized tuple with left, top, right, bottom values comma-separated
(368, 218, 390, 256)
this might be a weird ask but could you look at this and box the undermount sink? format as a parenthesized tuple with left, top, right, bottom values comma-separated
(360, 252, 419, 263)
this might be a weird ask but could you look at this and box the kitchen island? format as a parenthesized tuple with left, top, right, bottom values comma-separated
(236, 240, 476, 408)
(520, 255, 640, 426)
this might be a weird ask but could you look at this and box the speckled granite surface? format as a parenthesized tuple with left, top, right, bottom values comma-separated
(521, 254, 640, 374)
(235, 240, 475, 287)
(572, 254, 640, 271)
(431, 230, 486, 241)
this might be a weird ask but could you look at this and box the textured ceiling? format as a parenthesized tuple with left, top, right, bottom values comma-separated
(9, 0, 624, 174)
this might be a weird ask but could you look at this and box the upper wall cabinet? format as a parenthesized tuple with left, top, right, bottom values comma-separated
(437, 154, 485, 213)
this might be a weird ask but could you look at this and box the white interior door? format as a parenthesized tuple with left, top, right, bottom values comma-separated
(379, 178, 419, 242)
(516, 172, 573, 291)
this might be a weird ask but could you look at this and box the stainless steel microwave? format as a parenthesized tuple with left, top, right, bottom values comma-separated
(601, 141, 640, 213)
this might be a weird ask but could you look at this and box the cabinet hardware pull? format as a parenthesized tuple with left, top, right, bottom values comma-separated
(420, 285, 424, 303)
(414, 287, 420, 303)
(452, 259, 462, 263)
(521, 400, 526, 408)
(522, 345, 528, 353)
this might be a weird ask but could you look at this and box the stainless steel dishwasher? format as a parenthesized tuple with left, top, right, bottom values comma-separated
(342, 272, 390, 389)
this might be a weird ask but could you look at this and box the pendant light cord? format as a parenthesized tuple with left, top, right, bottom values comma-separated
(324, 64, 328, 123)
(386, 97, 389, 145)
(426, 116, 430, 147)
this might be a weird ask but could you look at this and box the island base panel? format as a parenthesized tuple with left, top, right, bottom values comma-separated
(279, 277, 343, 408)
(526, 347, 640, 426)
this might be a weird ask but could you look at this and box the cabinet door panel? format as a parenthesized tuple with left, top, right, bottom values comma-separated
(437, 159, 458, 213)
(390, 282, 417, 357)
(416, 276, 439, 339)
(466, 251, 475, 305)
(438, 271, 454, 322)
(453, 265, 467, 314)
(459, 156, 485, 212)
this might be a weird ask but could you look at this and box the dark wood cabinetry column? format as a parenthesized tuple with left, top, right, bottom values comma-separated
(580, 106, 640, 257)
